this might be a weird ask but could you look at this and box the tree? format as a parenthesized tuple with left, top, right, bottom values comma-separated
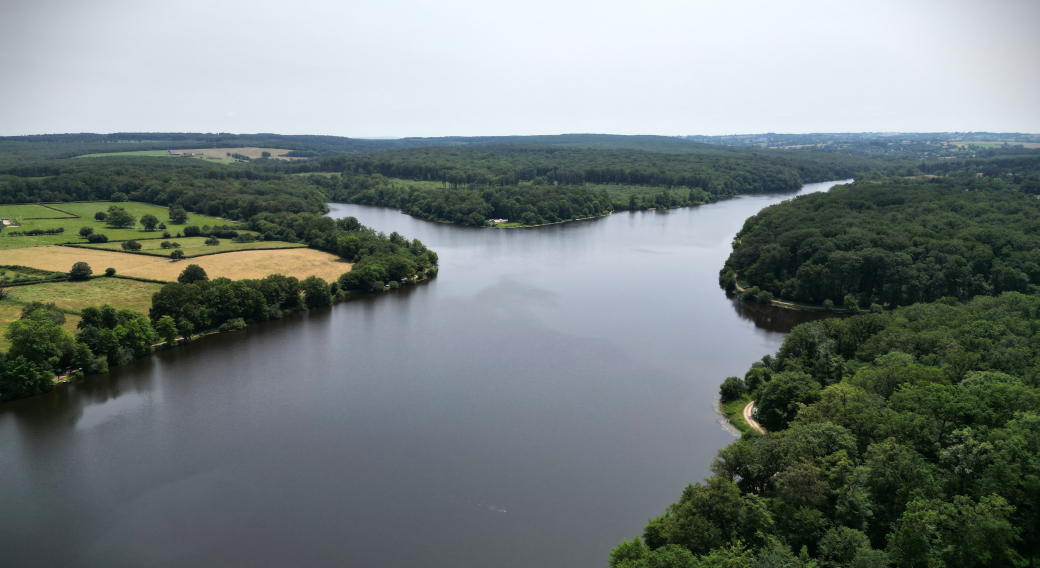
(169, 205, 188, 224)
(719, 376, 746, 402)
(170, 249, 185, 260)
(110, 192, 128, 202)
(844, 294, 859, 313)
(756, 371, 821, 431)
(178, 264, 208, 284)
(104, 267, 116, 276)
(183, 225, 201, 237)
(94, 211, 107, 221)
(121, 240, 142, 251)
(140, 214, 159, 231)
(204, 236, 220, 246)
(5, 309, 75, 370)
(301, 276, 332, 308)
(105, 205, 136, 228)
(78, 226, 93, 237)
(0, 355, 52, 400)
(261, 151, 271, 158)
(68, 262, 92, 281)
(87, 233, 108, 243)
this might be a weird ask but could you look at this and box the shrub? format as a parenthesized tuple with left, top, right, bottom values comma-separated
(121, 240, 142, 251)
(869, 303, 884, 314)
(217, 318, 247, 332)
(823, 299, 835, 311)
(204, 236, 220, 246)
(78, 226, 94, 238)
(162, 231, 171, 239)
(94, 211, 107, 221)
(68, 262, 92, 281)
(756, 290, 774, 304)
(170, 249, 185, 260)
(104, 268, 116, 276)
(160, 241, 172, 249)
(158, 223, 166, 231)
(741, 286, 760, 300)
(719, 376, 746, 402)
(389, 280, 400, 290)
(183, 225, 202, 237)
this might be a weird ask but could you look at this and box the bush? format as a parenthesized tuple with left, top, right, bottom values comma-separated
(741, 286, 760, 300)
(170, 249, 185, 260)
(204, 236, 220, 246)
(68, 262, 92, 281)
(121, 240, 142, 251)
(86, 233, 109, 243)
(160, 241, 172, 249)
(719, 269, 736, 292)
(183, 225, 202, 237)
(78, 226, 93, 238)
(217, 318, 247, 332)
(823, 299, 835, 311)
(94, 211, 107, 221)
(719, 376, 746, 402)
(162, 231, 171, 239)
(389, 280, 400, 290)
(104, 268, 116, 276)
(756, 290, 775, 304)
(869, 303, 884, 314)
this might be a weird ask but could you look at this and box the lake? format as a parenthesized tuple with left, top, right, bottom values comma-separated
(0, 180, 848, 567)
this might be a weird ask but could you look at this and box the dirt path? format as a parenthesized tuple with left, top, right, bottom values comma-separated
(743, 401, 765, 434)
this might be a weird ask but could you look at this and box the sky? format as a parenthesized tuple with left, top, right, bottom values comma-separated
(1, 0, 1038, 137)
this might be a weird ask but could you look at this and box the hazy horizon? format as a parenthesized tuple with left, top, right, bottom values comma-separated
(2, 0, 1038, 137)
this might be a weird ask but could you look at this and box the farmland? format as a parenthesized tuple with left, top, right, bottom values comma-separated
(2, 246, 351, 282)
(0, 201, 232, 250)
(78, 236, 306, 257)
(0, 278, 162, 350)
(73, 147, 299, 163)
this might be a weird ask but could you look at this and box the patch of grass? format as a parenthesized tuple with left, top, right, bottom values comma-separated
(77, 236, 305, 257)
(721, 395, 753, 433)
(4, 277, 162, 315)
(2, 246, 351, 283)
(0, 201, 232, 250)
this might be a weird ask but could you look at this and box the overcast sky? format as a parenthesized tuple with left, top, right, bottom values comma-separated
(1, 0, 1038, 137)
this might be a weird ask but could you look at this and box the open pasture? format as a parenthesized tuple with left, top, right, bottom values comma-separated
(2, 246, 351, 283)
(79, 236, 305, 257)
(72, 147, 301, 163)
(0, 204, 75, 220)
(0, 202, 232, 250)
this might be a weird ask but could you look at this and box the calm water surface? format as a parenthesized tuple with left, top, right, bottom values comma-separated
(0, 180, 848, 567)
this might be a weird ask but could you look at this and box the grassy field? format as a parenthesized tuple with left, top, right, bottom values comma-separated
(721, 395, 753, 434)
(0, 278, 161, 350)
(78, 236, 305, 257)
(0, 201, 234, 250)
(2, 246, 351, 282)
(73, 150, 173, 158)
(1, 265, 66, 285)
(74, 147, 300, 163)
(949, 141, 1040, 149)
(0, 204, 76, 219)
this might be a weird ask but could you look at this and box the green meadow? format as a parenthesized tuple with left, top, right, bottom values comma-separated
(0, 202, 234, 250)
(78, 236, 304, 257)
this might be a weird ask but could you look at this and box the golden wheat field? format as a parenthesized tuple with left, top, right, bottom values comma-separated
(2, 246, 352, 282)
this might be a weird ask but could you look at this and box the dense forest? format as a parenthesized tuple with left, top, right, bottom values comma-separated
(613, 293, 1039, 567)
(722, 156, 1040, 307)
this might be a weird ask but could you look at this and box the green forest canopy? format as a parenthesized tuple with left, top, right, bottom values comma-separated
(722, 156, 1040, 307)
(613, 293, 1040, 567)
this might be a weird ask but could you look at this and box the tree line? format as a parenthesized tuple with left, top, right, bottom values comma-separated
(612, 293, 1039, 567)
